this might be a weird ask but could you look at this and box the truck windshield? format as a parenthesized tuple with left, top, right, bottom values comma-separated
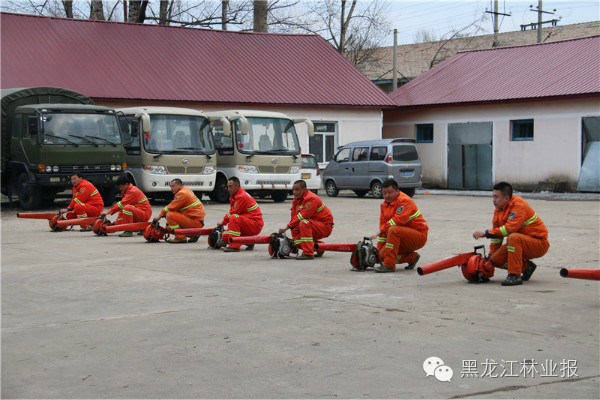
(42, 113, 121, 145)
(235, 117, 301, 155)
(143, 114, 214, 155)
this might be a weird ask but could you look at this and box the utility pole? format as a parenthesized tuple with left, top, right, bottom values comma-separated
(222, 0, 229, 30)
(392, 29, 398, 92)
(485, 0, 510, 47)
(537, 0, 543, 43)
(529, 0, 557, 43)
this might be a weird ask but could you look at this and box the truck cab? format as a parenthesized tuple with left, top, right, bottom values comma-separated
(207, 110, 314, 203)
(1, 87, 126, 209)
(117, 107, 228, 199)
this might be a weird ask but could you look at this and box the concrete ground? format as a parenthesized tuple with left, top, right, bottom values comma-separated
(1, 191, 599, 399)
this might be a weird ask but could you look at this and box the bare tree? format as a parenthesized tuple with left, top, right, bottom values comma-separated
(90, 1, 106, 20)
(427, 18, 487, 69)
(414, 29, 437, 44)
(272, 1, 390, 71)
(128, 0, 149, 23)
(62, 0, 73, 18)
(253, 0, 268, 32)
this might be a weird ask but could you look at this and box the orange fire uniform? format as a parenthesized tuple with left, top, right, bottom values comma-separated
(287, 190, 334, 255)
(486, 196, 549, 275)
(221, 188, 264, 249)
(66, 179, 104, 223)
(159, 185, 205, 240)
(378, 191, 428, 270)
(108, 184, 152, 225)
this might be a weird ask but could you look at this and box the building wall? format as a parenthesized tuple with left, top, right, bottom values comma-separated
(383, 97, 599, 190)
(97, 99, 383, 164)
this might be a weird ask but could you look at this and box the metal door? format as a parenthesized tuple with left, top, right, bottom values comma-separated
(577, 117, 600, 192)
(448, 122, 493, 190)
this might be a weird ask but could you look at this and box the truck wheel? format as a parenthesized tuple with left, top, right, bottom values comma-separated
(271, 190, 288, 203)
(17, 172, 41, 210)
(325, 180, 339, 197)
(401, 188, 416, 197)
(209, 177, 229, 203)
(370, 181, 383, 199)
(353, 190, 368, 198)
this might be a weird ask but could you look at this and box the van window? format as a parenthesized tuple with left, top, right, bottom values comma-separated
(393, 145, 419, 161)
(352, 147, 369, 161)
(335, 148, 350, 162)
(370, 146, 387, 161)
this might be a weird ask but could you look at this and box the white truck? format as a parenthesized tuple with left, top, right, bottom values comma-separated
(117, 107, 229, 199)
(207, 110, 313, 203)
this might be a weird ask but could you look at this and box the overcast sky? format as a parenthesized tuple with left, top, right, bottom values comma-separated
(386, 0, 599, 45)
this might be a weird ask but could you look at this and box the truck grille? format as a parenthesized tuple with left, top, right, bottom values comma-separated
(60, 164, 118, 173)
(256, 180, 292, 185)
(167, 167, 206, 174)
(258, 166, 291, 173)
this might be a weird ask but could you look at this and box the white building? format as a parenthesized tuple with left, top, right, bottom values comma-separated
(383, 35, 600, 192)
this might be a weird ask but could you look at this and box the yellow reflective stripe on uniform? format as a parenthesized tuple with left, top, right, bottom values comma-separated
(388, 219, 396, 226)
(317, 204, 325, 212)
(75, 198, 84, 205)
(224, 230, 241, 236)
(226, 211, 231, 217)
(163, 206, 170, 213)
(247, 203, 258, 211)
(407, 210, 421, 221)
(117, 201, 124, 209)
(123, 210, 133, 216)
(179, 199, 201, 211)
(77, 213, 87, 218)
(491, 238, 503, 244)
(169, 224, 180, 229)
(523, 213, 537, 226)
(385, 243, 394, 249)
(377, 237, 386, 242)
(507, 246, 515, 253)
(298, 213, 308, 223)
(293, 239, 303, 245)
(90, 189, 99, 196)
(299, 237, 313, 242)
(500, 226, 508, 237)
(137, 197, 148, 203)
(232, 214, 239, 218)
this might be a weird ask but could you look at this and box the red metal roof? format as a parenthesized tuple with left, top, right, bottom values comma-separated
(390, 35, 600, 107)
(0, 12, 394, 108)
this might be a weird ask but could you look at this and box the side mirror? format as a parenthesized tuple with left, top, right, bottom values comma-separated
(208, 116, 231, 137)
(229, 115, 248, 135)
(28, 116, 39, 136)
(293, 118, 314, 137)
(136, 112, 151, 134)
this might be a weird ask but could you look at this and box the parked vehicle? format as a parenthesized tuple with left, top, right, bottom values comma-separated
(1, 87, 126, 209)
(207, 110, 313, 203)
(117, 107, 228, 200)
(322, 139, 422, 198)
(301, 154, 322, 194)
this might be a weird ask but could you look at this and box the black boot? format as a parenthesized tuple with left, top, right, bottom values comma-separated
(501, 273, 523, 286)
(521, 261, 537, 281)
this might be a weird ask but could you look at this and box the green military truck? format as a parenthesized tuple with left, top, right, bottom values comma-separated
(1, 87, 126, 209)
